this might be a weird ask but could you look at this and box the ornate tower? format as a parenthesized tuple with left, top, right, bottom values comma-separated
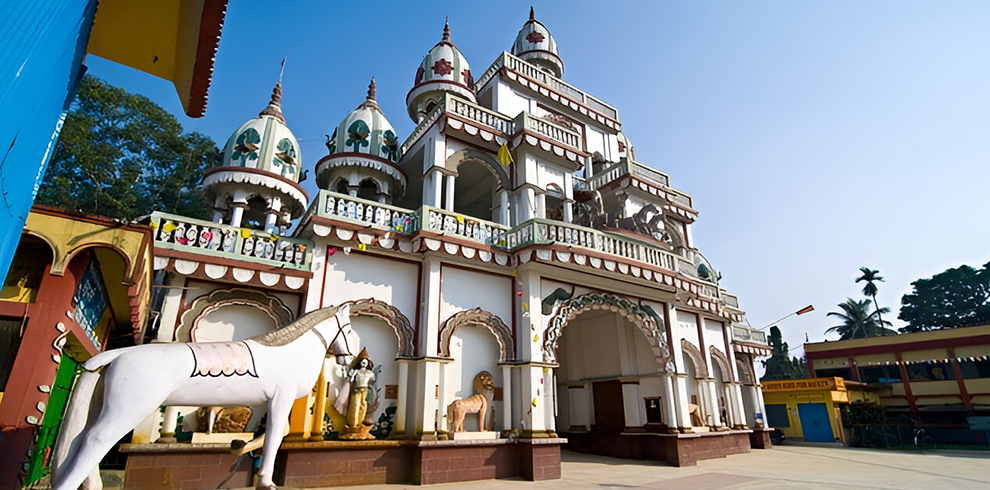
(511, 7, 564, 78)
(201, 73, 308, 233)
(406, 19, 476, 122)
(316, 78, 405, 203)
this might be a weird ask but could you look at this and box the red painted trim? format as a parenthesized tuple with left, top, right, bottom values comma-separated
(849, 358, 861, 382)
(186, 0, 229, 117)
(895, 353, 920, 425)
(805, 334, 990, 360)
(406, 79, 477, 102)
(694, 313, 709, 371)
(0, 301, 28, 318)
(414, 261, 422, 355)
(202, 166, 309, 201)
(948, 347, 974, 413)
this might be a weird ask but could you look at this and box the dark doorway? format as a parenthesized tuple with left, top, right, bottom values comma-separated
(592, 380, 625, 433)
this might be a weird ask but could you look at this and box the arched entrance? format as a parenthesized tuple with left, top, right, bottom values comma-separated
(543, 293, 675, 454)
(443, 149, 511, 223)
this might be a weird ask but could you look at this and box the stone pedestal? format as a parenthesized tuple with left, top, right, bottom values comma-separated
(451, 431, 498, 440)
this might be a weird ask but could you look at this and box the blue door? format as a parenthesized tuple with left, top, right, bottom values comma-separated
(797, 403, 834, 442)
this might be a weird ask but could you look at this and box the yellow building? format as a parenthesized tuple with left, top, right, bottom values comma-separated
(762, 377, 881, 443)
(805, 325, 990, 446)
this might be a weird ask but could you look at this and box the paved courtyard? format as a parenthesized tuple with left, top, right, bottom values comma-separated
(288, 444, 990, 490)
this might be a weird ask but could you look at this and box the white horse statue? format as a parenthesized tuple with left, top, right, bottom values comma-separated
(51, 304, 355, 490)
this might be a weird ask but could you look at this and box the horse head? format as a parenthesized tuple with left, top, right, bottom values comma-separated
(326, 304, 356, 365)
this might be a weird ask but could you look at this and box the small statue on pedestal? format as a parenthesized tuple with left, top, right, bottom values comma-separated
(339, 347, 376, 440)
(446, 371, 495, 433)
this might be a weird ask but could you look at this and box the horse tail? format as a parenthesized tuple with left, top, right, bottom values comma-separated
(51, 348, 126, 484)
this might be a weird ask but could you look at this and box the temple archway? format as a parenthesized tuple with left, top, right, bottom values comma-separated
(439, 308, 512, 362)
(341, 298, 415, 358)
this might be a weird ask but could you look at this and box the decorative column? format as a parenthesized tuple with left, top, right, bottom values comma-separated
(705, 379, 720, 427)
(213, 195, 226, 224)
(536, 191, 547, 219)
(661, 375, 678, 432)
(499, 189, 510, 226)
(264, 197, 282, 234)
(501, 364, 513, 432)
(520, 186, 536, 222)
(229, 200, 247, 227)
(393, 359, 410, 437)
(672, 373, 692, 430)
(412, 255, 443, 439)
(309, 366, 328, 441)
(158, 406, 181, 443)
(563, 199, 574, 223)
(444, 174, 456, 212)
(516, 267, 549, 436)
(566, 384, 590, 431)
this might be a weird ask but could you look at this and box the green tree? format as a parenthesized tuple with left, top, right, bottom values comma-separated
(826, 298, 894, 340)
(898, 262, 990, 332)
(761, 326, 808, 381)
(36, 75, 219, 220)
(856, 267, 885, 325)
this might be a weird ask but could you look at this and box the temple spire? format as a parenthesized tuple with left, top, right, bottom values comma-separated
(367, 77, 377, 101)
(442, 17, 450, 42)
(529, 6, 535, 21)
(259, 58, 286, 122)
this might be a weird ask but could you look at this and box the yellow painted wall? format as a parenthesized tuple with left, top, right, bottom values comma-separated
(763, 389, 842, 440)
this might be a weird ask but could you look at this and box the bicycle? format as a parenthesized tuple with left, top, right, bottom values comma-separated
(913, 428, 937, 450)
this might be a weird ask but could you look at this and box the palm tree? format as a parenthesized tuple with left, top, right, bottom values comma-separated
(856, 267, 885, 325)
(826, 298, 894, 340)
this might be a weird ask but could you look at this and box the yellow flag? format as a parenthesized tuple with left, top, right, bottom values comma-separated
(498, 143, 513, 166)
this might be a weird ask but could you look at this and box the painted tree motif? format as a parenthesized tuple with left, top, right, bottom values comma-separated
(233, 127, 261, 164)
(346, 120, 370, 152)
(381, 130, 399, 162)
(274, 138, 297, 178)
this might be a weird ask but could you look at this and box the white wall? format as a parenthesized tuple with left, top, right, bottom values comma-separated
(193, 304, 277, 342)
(321, 252, 418, 317)
(493, 81, 530, 119)
(439, 266, 512, 323)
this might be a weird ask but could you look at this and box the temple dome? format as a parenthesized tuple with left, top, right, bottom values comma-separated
(511, 7, 564, 78)
(406, 19, 476, 123)
(317, 79, 406, 198)
(202, 78, 308, 227)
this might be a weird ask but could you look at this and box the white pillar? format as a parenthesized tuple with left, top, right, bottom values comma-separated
(444, 174, 456, 212)
(413, 256, 444, 437)
(158, 406, 180, 443)
(672, 374, 692, 429)
(212, 210, 224, 223)
(756, 382, 768, 428)
(567, 385, 590, 431)
(499, 190, 510, 226)
(536, 192, 547, 219)
(662, 375, 678, 431)
(706, 379, 720, 427)
(501, 365, 513, 432)
(394, 360, 410, 436)
(563, 200, 573, 223)
(229, 202, 246, 228)
(521, 187, 536, 222)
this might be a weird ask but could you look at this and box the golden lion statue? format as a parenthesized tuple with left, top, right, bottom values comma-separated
(446, 371, 495, 432)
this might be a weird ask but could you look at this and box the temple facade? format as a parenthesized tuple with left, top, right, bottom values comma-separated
(131, 9, 773, 488)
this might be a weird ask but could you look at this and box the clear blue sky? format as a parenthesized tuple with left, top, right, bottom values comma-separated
(86, 1, 990, 360)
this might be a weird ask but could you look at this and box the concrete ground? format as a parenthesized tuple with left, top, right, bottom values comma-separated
(282, 443, 990, 490)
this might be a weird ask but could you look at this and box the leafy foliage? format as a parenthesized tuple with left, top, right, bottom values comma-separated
(826, 298, 895, 340)
(36, 75, 219, 220)
(898, 262, 990, 332)
(761, 326, 808, 381)
(856, 266, 886, 324)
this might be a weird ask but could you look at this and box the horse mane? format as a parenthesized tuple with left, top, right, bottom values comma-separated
(250, 305, 340, 347)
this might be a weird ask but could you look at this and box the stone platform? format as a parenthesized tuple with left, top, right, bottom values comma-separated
(120, 437, 564, 489)
(560, 429, 768, 467)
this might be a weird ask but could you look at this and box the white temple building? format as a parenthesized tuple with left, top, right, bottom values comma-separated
(132, 9, 774, 488)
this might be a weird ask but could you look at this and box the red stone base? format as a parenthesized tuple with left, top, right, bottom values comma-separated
(561, 429, 754, 467)
(749, 428, 773, 449)
(120, 443, 252, 490)
(121, 438, 563, 488)
(276, 438, 562, 487)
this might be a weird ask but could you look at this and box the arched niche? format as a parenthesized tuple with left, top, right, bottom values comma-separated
(443, 148, 511, 189)
(439, 308, 513, 362)
(709, 346, 732, 380)
(680, 339, 708, 378)
(176, 289, 295, 342)
(339, 298, 415, 358)
(544, 293, 672, 372)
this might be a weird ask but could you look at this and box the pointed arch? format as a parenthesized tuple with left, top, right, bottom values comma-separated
(709, 346, 732, 380)
(443, 148, 511, 188)
(177, 288, 296, 342)
(439, 308, 513, 362)
(341, 298, 415, 358)
(544, 293, 672, 372)
(735, 357, 756, 385)
(680, 339, 709, 378)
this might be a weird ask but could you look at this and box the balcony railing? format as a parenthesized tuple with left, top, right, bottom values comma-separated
(421, 206, 511, 248)
(447, 95, 514, 134)
(316, 191, 419, 234)
(515, 112, 582, 149)
(309, 192, 717, 287)
(151, 212, 313, 271)
(477, 52, 620, 121)
(732, 326, 768, 345)
(582, 160, 693, 209)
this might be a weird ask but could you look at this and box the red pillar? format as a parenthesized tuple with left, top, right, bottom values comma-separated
(0, 259, 84, 487)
